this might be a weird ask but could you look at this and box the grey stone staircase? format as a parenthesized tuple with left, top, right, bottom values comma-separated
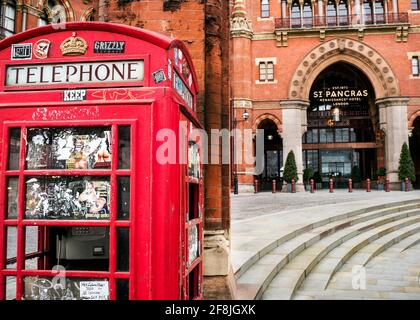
(233, 199, 420, 300)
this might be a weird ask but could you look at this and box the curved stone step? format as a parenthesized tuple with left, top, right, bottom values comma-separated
(294, 228, 420, 300)
(401, 234, 420, 252)
(236, 204, 420, 299)
(362, 225, 420, 266)
(233, 200, 420, 279)
(321, 214, 420, 290)
(261, 212, 420, 300)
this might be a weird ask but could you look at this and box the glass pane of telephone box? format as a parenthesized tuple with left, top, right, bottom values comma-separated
(117, 228, 129, 272)
(8, 128, 20, 171)
(24, 226, 109, 272)
(188, 266, 199, 300)
(6, 227, 17, 269)
(116, 279, 129, 300)
(188, 224, 199, 266)
(188, 141, 200, 179)
(25, 226, 40, 270)
(188, 184, 199, 220)
(7, 177, 18, 219)
(117, 177, 130, 220)
(5, 277, 16, 300)
(118, 126, 131, 169)
(26, 127, 112, 170)
(25, 176, 110, 220)
(23, 277, 109, 300)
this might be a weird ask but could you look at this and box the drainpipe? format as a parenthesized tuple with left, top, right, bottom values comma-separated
(22, 6, 27, 32)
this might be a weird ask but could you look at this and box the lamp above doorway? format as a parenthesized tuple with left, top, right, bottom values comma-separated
(331, 107, 341, 122)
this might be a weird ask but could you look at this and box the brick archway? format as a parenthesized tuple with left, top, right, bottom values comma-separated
(253, 113, 282, 133)
(37, 0, 75, 22)
(80, 8, 94, 21)
(288, 38, 400, 101)
(408, 110, 420, 129)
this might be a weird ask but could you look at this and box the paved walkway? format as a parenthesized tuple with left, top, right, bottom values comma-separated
(232, 189, 420, 222)
(231, 190, 420, 300)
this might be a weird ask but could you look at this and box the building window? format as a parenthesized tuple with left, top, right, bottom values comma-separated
(39, 0, 67, 26)
(375, 0, 385, 23)
(326, 0, 337, 26)
(0, 0, 16, 37)
(413, 56, 420, 77)
(291, 0, 301, 27)
(412, 0, 419, 10)
(259, 62, 274, 82)
(38, 11, 49, 27)
(338, 0, 349, 25)
(261, 0, 270, 18)
(303, 0, 313, 27)
(363, 0, 374, 24)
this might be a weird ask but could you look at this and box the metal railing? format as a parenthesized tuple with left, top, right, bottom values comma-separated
(275, 13, 409, 29)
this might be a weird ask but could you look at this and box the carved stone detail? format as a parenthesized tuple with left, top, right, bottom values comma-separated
(289, 38, 400, 100)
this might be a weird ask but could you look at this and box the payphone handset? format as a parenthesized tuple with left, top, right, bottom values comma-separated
(56, 227, 109, 261)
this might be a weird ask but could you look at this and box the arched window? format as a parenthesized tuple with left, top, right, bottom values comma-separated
(375, 0, 385, 23)
(291, 0, 301, 27)
(338, 0, 349, 25)
(363, 0, 374, 24)
(326, 0, 337, 26)
(38, 0, 67, 26)
(303, 0, 313, 27)
(38, 10, 49, 27)
(0, 0, 16, 37)
(261, 0, 270, 18)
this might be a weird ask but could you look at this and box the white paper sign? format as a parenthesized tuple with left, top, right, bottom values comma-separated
(79, 281, 109, 300)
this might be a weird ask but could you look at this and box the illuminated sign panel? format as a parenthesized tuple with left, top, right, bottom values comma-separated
(312, 86, 368, 107)
(5, 60, 144, 87)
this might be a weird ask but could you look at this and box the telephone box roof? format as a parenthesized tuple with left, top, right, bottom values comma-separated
(0, 21, 199, 93)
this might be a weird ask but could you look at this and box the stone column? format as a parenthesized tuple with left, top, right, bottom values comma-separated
(377, 97, 410, 190)
(392, 0, 398, 14)
(231, 0, 253, 193)
(280, 100, 309, 192)
(282, 0, 287, 18)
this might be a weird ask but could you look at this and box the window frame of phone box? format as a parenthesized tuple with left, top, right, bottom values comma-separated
(0, 120, 136, 301)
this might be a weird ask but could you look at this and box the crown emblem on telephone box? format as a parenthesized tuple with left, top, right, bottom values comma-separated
(60, 32, 88, 56)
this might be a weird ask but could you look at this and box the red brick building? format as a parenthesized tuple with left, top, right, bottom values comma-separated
(231, 0, 420, 192)
(0, 0, 233, 299)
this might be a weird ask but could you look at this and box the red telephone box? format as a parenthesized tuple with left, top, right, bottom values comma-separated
(0, 22, 204, 300)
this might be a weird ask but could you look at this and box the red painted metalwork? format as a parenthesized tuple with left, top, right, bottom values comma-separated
(405, 177, 409, 192)
(254, 179, 258, 194)
(0, 22, 203, 300)
(329, 178, 334, 193)
(272, 180, 276, 193)
(367, 179, 371, 192)
(291, 178, 295, 193)
(385, 179, 390, 192)
(348, 178, 353, 193)
(310, 179, 314, 193)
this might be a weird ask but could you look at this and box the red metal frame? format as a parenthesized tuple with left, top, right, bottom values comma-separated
(0, 22, 203, 300)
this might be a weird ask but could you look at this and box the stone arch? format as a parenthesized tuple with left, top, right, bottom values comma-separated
(80, 8, 94, 21)
(37, 0, 75, 22)
(288, 38, 400, 101)
(253, 113, 282, 133)
(408, 110, 420, 129)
